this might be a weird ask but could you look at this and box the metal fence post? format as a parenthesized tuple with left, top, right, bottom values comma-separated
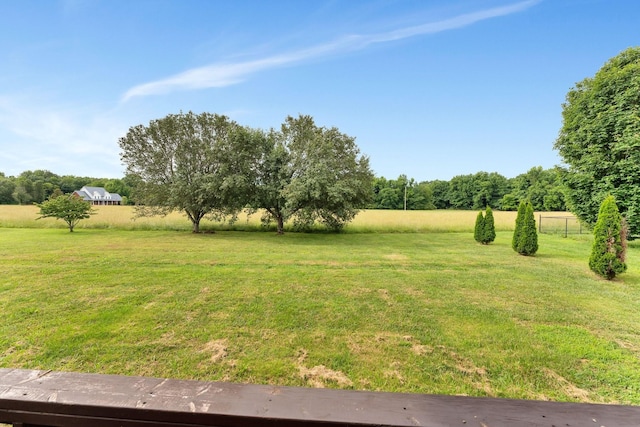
(539, 215, 542, 233)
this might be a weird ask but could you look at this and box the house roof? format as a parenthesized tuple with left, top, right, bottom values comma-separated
(75, 186, 122, 201)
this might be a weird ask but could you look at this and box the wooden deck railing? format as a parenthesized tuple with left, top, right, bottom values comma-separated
(1, 368, 640, 426)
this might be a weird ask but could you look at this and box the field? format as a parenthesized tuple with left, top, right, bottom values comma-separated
(1, 205, 549, 232)
(2, 206, 640, 404)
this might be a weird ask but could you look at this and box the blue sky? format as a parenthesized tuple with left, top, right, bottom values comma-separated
(1, 0, 638, 181)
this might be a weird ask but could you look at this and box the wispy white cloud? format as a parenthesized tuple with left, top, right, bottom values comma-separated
(0, 95, 125, 177)
(122, 0, 540, 102)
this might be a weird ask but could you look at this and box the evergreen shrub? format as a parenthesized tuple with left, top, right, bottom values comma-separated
(474, 207, 495, 245)
(513, 201, 538, 256)
(589, 195, 627, 279)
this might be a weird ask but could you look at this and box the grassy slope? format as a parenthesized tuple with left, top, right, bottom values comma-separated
(1, 227, 639, 404)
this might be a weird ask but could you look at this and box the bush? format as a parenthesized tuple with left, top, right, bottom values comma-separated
(483, 206, 496, 244)
(512, 201, 526, 251)
(513, 201, 538, 256)
(474, 211, 484, 243)
(589, 195, 627, 279)
(474, 207, 495, 245)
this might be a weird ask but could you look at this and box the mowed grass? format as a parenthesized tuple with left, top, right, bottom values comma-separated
(2, 220, 640, 404)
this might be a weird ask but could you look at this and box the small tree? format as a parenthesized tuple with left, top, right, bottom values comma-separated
(474, 210, 485, 243)
(37, 194, 95, 232)
(513, 201, 538, 256)
(483, 206, 496, 244)
(589, 195, 627, 279)
(512, 200, 526, 251)
(475, 207, 496, 245)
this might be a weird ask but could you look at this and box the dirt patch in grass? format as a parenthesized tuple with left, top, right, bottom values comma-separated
(447, 348, 487, 376)
(156, 331, 178, 346)
(2, 346, 15, 358)
(203, 339, 228, 363)
(542, 368, 591, 402)
(616, 339, 640, 353)
(384, 361, 405, 383)
(411, 344, 433, 355)
(431, 345, 494, 396)
(296, 349, 353, 388)
(378, 289, 393, 305)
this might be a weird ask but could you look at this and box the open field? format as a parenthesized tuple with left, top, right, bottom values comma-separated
(2, 223, 640, 404)
(0, 205, 570, 233)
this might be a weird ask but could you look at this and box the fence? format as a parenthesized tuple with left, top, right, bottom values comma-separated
(2, 368, 640, 426)
(538, 215, 584, 237)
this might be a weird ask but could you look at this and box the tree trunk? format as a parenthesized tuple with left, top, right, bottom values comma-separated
(276, 215, 284, 235)
(186, 209, 203, 233)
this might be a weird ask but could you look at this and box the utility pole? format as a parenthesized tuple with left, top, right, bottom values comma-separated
(404, 184, 407, 211)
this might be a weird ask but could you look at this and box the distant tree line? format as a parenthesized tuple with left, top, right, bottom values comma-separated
(0, 170, 135, 205)
(1, 165, 566, 212)
(371, 166, 567, 211)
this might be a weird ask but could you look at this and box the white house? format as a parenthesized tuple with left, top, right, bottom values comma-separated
(73, 186, 123, 205)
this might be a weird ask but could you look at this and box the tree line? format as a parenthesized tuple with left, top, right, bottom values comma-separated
(371, 166, 566, 211)
(0, 165, 566, 212)
(0, 170, 134, 205)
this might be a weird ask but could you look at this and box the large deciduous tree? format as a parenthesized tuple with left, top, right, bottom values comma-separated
(554, 47, 640, 235)
(0, 173, 16, 204)
(448, 172, 510, 210)
(501, 166, 566, 211)
(119, 111, 261, 233)
(252, 115, 374, 234)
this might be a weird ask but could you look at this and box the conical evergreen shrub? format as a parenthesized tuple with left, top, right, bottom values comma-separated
(589, 195, 627, 279)
(513, 201, 538, 255)
(512, 200, 526, 251)
(483, 206, 496, 244)
(474, 207, 496, 245)
(474, 211, 485, 243)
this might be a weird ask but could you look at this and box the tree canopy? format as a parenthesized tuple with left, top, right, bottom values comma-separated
(371, 175, 434, 210)
(37, 193, 95, 232)
(119, 111, 262, 233)
(447, 172, 510, 210)
(501, 166, 566, 211)
(119, 112, 372, 233)
(554, 47, 640, 235)
(252, 115, 374, 233)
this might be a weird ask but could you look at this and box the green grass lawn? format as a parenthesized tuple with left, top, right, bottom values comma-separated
(1, 228, 640, 404)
